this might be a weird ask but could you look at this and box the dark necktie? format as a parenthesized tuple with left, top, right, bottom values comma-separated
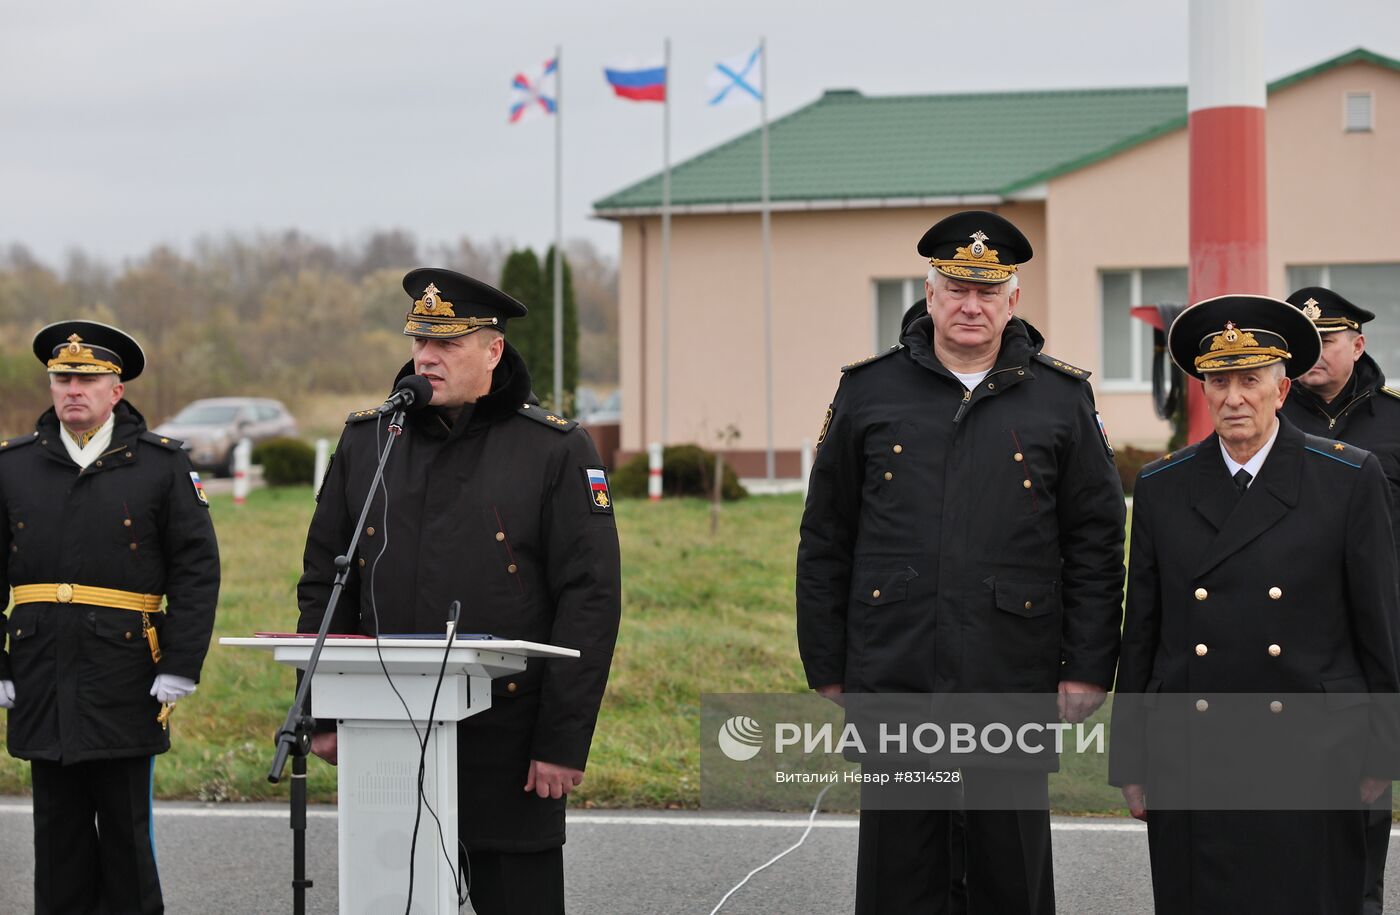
(1233, 468, 1253, 494)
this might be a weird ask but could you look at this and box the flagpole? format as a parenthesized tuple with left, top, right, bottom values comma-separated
(660, 37, 672, 446)
(759, 38, 774, 481)
(553, 45, 564, 412)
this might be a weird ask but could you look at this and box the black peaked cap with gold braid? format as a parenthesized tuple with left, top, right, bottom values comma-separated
(32, 320, 146, 381)
(402, 267, 528, 339)
(917, 210, 1032, 285)
(1167, 294, 1321, 381)
(1286, 286, 1376, 334)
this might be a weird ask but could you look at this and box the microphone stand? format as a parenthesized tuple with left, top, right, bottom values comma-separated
(267, 404, 411, 915)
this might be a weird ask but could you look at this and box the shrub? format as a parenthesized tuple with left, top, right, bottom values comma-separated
(611, 444, 748, 501)
(1114, 445, 1163, 496)
(252, 437, 315, 487)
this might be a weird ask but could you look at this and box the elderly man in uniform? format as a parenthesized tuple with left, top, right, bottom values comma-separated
(1111, 295, 1400, 914)
(1280, 286, 1400, 913)
(797, 211, 1126, 914)
(0, 320, 220, 913)
(298, 269, 621, 915)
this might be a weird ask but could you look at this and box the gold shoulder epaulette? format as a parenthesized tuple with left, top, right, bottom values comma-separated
(1382, 386, 1400, 401)
(1033, 353, 1091, 380)
(139, 431, 184, 451)
(518, 403, 577, 432)
(345, 408, 381, 424)
(841, 344, 904, 373)
(0, 431, 39, 453)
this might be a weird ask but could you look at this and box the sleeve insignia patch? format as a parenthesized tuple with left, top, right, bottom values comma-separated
(816, 405, 833, 448)
(584, 466, 613, 513)
(1095, 411, 1114, 458)
(189, 471, 210, 506)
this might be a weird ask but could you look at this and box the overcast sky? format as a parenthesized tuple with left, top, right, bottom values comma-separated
(4, 1, 1399, 268)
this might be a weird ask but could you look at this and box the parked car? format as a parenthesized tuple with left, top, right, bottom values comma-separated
(154, 397, 298, 476)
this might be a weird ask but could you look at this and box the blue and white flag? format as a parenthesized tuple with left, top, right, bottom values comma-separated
(707, 46, 763, 107)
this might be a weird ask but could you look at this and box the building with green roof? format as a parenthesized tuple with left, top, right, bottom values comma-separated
(595, 49, 1400, 469)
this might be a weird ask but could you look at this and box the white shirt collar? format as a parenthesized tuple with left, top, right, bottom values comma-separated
(60, 412, 115, 469)
(1219, 420, 1280, 486)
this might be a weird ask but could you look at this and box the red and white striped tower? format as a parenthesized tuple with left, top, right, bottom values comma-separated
(1186, 0, 1268, 441)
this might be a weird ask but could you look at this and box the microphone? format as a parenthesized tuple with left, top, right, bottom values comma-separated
(377, 375, 434, 414)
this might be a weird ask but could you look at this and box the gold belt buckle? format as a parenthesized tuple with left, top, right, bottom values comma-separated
(55, 583, 74, 603)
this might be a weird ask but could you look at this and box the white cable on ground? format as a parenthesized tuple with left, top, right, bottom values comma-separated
(709, 784, 833, 915)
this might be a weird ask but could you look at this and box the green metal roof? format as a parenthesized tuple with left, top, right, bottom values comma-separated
(593, 47, 1400, 214)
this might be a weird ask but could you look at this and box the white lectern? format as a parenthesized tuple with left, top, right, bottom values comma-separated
(221, 635, 579, 914)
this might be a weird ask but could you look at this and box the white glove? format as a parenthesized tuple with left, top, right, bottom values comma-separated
(150, 674, 197, 704)
(0, 680, 13, 709)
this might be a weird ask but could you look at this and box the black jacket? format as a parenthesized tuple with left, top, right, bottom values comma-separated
(796, 316, 1126, 695)
(297, 344, 621, 851)
(1108, 417, 1400, 912)
(0, 401, 220, 762)
(1281, 352, 1400, 533)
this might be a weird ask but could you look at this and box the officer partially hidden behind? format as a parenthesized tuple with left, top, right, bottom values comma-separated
(797, 211, 1126, 914)
(0, 321, 221, 913)
(1280, 286, 1400, 914)
(1111, 295, 1400, 914)
(298, 269, 621, 914)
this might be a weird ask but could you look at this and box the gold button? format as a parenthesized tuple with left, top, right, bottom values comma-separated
(125, 452, 133, 459)
(1270, 700, 1283, 714)
(129, 542, 138, 551)
(507, 682, 518, 694)
(40, 440, 47, 445)
(1024, 601, 1033, 610)
(358, 558, 365, 567)
(10, 544, 16, 553)
(366, 526, 375, 537)
(124, 631, 133, 641)
(56, 583, 73, 602)
(15, 522, 23, 530)
(13, 628, 20, 636)
(123, 519, 132, 528)
(1268, 644, 1281, 657)
(1268, 587, 1282, 600)
(94, 460, 102, 467)
(883, 471, 893, 481)
(893, 444, 903, 454)
(1013, 452, 1024, 462)
(508, 563, 518, 574)
(872, 589, 881, 599)
(1196, 699, 1209, 712)
(1194, 588, 1208, 601)
(495, 532, 505, 542)
(1195, 643, 1208, 656)
(1022, 479, 1032, 489)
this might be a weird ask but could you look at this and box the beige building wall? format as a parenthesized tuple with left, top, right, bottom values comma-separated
(613, 59, 1400, 465)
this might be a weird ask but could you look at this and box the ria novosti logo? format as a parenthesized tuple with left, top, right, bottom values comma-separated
(717, 716, 764, 761)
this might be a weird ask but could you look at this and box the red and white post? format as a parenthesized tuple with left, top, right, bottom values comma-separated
(232, 437, 252, 506)
(648, 441, 663, 502)
(1186, 0, 1268, 442)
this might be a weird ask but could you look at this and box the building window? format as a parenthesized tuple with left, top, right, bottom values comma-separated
(1100, 267, 1188, 389)
(1345, 91, 1374, 132)
(1287, 263, 1400, 378)
(873, 278, 927, 350)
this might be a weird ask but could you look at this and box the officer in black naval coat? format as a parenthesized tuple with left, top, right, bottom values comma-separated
(0, 320, 220, 913)
(1281, 286, 1400, 914)
(297, 269, 621, 915)
(1110, 295, 1400, 914)
(797, 211, 1126, 914)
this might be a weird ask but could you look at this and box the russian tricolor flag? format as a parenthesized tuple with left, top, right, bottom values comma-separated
(604, 63, 667, 102)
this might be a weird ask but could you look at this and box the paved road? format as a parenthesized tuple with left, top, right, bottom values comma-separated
(0, 800, 1394, 913)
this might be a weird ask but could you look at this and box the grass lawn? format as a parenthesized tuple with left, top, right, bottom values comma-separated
(0, 488, 1139, 814)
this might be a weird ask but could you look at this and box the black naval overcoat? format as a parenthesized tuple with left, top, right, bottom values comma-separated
(796, 315, 1126, 699)
(1282, 352, 1400, 528)
(0, 401, 220, 762)
(297, 344, 621, 852)
(1110, 416, 1400, 914)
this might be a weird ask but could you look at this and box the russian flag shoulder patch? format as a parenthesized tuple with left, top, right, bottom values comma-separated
(583, 466, 612, 513)
(189, 471, 210, 506)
